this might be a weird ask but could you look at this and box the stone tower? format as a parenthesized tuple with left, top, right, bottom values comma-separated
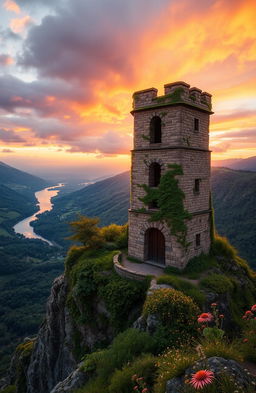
(128, 81, 213, 268)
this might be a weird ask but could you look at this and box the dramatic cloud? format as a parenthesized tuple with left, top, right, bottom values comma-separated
(4, 0, 20, 14)
(67, 131, 132, 155)
(0, 0, 256, 165)
(0, 128, 25, 143)
(0, 28, 22, 41)
(10, 15, 32, 33)
(0, 74, 94, 117)
(18, 0, 170, 86)
(0, 54, 13, 66)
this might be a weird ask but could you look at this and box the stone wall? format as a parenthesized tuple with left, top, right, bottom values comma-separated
(128, 81, 212, 268)
(128, 210, 210, 268)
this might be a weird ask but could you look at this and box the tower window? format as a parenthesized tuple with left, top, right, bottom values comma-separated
(194, 179, 200, 194)
(149, 200, 158, 209)
(196, 233, 201, 247)
(149, 162, 161, 187)
(194, 118, 199, 131)
(150, 116, 162, 143)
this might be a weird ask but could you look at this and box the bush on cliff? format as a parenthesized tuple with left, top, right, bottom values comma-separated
(79, 329, 156, 393)
(143, 288, 199, 349)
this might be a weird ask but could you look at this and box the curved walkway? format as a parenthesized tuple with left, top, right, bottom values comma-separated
(114, 253, 164, 281)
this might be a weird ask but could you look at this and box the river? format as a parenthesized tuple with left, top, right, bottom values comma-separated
(13, 184, 64, 246)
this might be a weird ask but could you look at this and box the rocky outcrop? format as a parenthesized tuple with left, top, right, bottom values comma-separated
(50, 367, 87, 393)
(26, 275, 76, 393)
(166, 357, 256, 393)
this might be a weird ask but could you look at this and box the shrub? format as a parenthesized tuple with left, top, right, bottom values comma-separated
(80, 329, 156, 392)
(143, 288, 199, 326)
(183, 254, 217, 278)
(109, 354, 156, 393)
(99, 276, 149, 330)
(101, 224, 124, 242)
(164, 265, 182, 275)
(65, 246, 87, 271)
(200, 274, 234, 294)
(211, 235, 237, 259)
(157, 275, 205, 307)
(143, 289, 199, 348)
(69, 216, 104, 248)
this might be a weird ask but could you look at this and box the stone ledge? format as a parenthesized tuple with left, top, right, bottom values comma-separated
(113, 253, 148, 281)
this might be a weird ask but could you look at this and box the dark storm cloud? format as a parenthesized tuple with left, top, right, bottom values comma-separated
(18, 0, 170, 84)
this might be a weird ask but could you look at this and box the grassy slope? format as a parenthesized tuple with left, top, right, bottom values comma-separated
(0, 161, 48, 196)
(211, 167, 256, 267)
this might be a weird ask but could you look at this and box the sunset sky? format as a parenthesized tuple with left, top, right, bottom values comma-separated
(0, 0, 255, 178)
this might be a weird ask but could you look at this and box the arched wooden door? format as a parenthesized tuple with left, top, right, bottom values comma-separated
(145, 228, 165, 265)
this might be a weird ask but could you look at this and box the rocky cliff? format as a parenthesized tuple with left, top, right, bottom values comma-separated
(2, 241, 256, 393)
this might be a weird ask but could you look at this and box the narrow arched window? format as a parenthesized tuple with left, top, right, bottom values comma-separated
(150, 116, 162, 143)
(149, 162, 161, 187)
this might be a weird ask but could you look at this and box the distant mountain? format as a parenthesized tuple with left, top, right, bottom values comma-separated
(0, 161, 49, 197)
(212, 156, 256, 172)
(34, 168, 255, 267)
(211, 167, 256, 267)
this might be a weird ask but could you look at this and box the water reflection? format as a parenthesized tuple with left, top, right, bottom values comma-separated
(13, 184, 63, 246)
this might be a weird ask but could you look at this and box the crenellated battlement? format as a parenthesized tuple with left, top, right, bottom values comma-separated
(132, 81, 212, 112)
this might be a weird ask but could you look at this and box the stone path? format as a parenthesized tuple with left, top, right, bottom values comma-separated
(122, 255, 164, 277)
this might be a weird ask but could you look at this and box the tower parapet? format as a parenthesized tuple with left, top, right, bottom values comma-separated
(132, 81, 212, 113)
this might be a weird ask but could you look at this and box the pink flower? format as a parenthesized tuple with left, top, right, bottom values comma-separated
(142, 389, 148, 393)
(211, 303, 217, 307)
(243, 338, 249, 343)
(197, 313, 213, 323)
(251, 304, 256, 312)
(219, 314, 224, 319)
(244, 310, 253, 319)
(190, 369, 214, 389)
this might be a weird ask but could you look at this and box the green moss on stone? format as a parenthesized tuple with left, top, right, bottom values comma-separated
(138, 164, 191, 248)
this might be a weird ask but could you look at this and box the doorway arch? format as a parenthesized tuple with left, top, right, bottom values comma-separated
(144, 228, 165, 265)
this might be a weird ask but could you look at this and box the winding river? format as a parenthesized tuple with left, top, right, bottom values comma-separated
(13, 184, 64, 246)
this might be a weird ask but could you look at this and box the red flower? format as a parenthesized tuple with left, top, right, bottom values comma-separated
(251, 304, 256, 312)
(244, 310, 254, 319)
(219, 314, 224, 319)
(211, 303, 217, 307)
(197, 313, 213, 323)
(243, 338, 249, 343)
(190, 370, 214, 389)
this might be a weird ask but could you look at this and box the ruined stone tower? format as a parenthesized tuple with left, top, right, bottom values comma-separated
(128, 81, 213, 268)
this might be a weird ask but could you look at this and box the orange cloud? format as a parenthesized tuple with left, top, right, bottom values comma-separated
(10, 15, 32, 33)
(3, 0, 20, 14)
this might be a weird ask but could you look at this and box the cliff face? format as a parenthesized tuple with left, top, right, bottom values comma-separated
(26, 275, 76, 393)
(3, 244, 256, 393)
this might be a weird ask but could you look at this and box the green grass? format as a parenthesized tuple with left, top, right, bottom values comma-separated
(157, 275, 205, 307)
(183, 254, 217, 279)
(200, 274, 234, 294)
(78, 329, 156, 393)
